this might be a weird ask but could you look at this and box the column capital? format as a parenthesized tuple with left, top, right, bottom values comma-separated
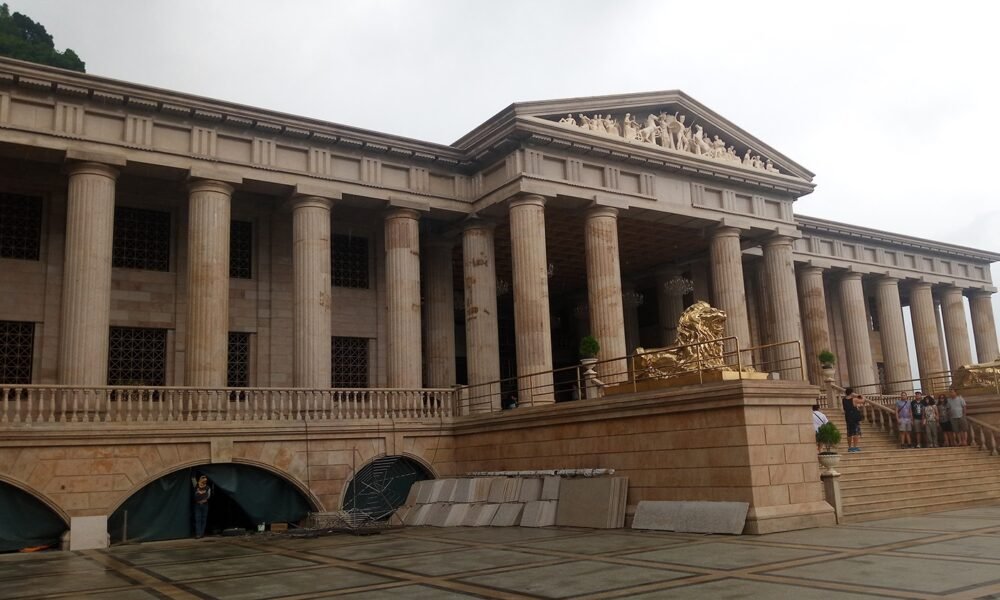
(66, 161, 120, 180)
(761, 234, 795, 249)
(711, 225, 742, 240)
(288, 194, 334, 212)
(187, 178, 234, 196)
(797, 265, 825, 277)
(940, 285, 964, 298)
(462, 216, 497, 233)
(968, 289, 994, 299)
(509, 193, 546, 210)
(384, 206, 421, 221)
(911, 280, 934, 292)
(585, 205, 619, 220)
(840, 271, 863, 283)
(875, 275, 900, 288)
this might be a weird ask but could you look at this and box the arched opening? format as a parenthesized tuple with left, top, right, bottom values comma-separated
(108, 464, 313, 544)
(0, 481, 68, 553)
(342, 455, 432, 520)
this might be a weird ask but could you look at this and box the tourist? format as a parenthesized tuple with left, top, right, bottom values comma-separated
(842, 387, 865, 452)
(923, 396, 940, 448)
(896, 392, 913, 449)
(948, 389, 969, 446)
(812, 404, 829, 452)
(938, 393, 952, 446)
(910, 392, 925, 448)
(191, 475, 212, 539)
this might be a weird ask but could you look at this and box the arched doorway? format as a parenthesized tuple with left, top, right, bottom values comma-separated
(0, 481, 67, 552)
(108, 464, 314, 544)
(342, 455, 432, 520)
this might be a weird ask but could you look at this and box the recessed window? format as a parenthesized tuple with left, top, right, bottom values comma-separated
(229, 220, 253, 279)
(332, 336, 369, 388)
(332, 234, 369, 289)
(112, 207, 170, 271)
(0, 320, 34, 384)
(107, 326, 167, 386)
(227, 332, 251, 388)
(0, 193, 42, 261)
(868, 297, 881, 332)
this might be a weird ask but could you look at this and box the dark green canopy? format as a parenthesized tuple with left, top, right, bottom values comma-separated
(0, 482, 67, 552)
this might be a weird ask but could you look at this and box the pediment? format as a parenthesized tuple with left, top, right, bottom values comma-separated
(475, 91, 814, 183)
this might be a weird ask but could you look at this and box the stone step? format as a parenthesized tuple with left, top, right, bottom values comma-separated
(841, 477, 1000, 501)
(840, 470, 1000, 492)
(843, 484, 1000, 513)
(844, 492, 1000, 522)
(839, 449, 988, 466)
(837, 461, 999, 479)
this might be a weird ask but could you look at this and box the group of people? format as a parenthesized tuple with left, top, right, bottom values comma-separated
(812, 387, 970, 453)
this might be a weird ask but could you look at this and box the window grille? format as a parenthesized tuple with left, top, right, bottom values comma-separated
(107, 326, 167, 386)
(227, 332, 251, 388)
(868, 297, 881, 332)
(0, 193, 42, 261)
(332, 234, 369, 289)
(0, 321, 34, 384)
(229, 220, 253, 279)
(332, 336, 369, 388)
(112, 207, 170, 271)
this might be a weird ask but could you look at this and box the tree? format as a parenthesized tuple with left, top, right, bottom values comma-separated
(0, 4, 85, 72)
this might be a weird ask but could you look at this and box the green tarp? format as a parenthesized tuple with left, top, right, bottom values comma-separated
(0, 482, 67, 552)
(108, 464, 311, 543)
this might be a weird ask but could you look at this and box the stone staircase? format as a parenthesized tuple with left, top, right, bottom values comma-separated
(827, 404, 1000, 522)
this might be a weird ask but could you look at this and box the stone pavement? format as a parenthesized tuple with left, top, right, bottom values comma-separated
(7, 506, 1000, 599)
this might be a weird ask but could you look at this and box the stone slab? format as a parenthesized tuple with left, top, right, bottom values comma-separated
(435, 479, 458, 503)
(540, 476, 561, 500)
(631, 500, 749, 535)
(487, 477, 509, 503)
(426, 503, 453, 527)
(404, 504, 432, 527)
(518, 478, 542, 502)
(442, 503, 471, 527)
(470, 478, 492, 502)
(70, 515, 109, 550)
(405, 481, 425, 505)
(451, 479, 473, 503)
(469, 503, 500, 527)
(556, 477, 627, 529)
(520, 500, 558, 528)
(491, 503, 524, 527)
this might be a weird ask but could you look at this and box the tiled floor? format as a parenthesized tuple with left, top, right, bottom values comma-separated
(8, 506, 1000, 599)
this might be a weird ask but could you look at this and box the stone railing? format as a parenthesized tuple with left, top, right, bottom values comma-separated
(0, 385, 456, 425)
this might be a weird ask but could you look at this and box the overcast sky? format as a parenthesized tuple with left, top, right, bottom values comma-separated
(12, 0, 1000, 370)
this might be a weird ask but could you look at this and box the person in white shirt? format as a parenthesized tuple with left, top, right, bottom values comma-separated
(813, 404, 829, 452)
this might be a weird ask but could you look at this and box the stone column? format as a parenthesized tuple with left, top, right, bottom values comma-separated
(874, 277, 912, 391)
(584, 206, 628, 383)
(655, 269, 685, 346)
(384, 208, 422, 388)
(291, 196, 332, 388)
(423, 238, 456, 388)
(463, 220, 500, 412)
(185, 180, 233, 387)
(509, 195, 554, 404)
(908, 282, 945, 391)
(941, 286, 974, 371)
(709, 226, 751, 366)
(761, 236, 803, 380)
(838, 273, 875, 387)
(58, 162, 119, 385)
(935, 300, 950, 372)
(621, 281, 642, 356)
(969, 290, 1000, 362)
(797, 266, 832, 386)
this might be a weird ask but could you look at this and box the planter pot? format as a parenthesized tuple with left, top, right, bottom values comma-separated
(821, 366, 836, 380)
(818, 452, 840, 475)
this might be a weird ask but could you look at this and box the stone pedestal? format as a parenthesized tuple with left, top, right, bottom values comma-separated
(910, 282, 946, 391)
(874, 277, 912, 392)
(509, 195, 554, 404)
(709, 227, 751, 365)
(58, 162, 118, 385)
(820, 472, 843, 524)
(423, 238, 456, 388)
(584, 206, 627, 384)
(838, 273, 875, 388)
(797, 266, 832, 386)
(384, 208, 422, 388)
(185, 180, 232, 387)
(941, 286, 973, 371)
(291, 196, 332, 388)
(761, 236, 803, 380)
(463, 221, 501, 412)
(970, 291, 1000, 363)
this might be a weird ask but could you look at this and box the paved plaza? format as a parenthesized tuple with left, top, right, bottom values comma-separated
(6, 506, 1000, 599)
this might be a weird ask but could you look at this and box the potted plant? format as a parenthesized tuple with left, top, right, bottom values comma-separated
(579, 335, 600, 368)
(816, 421, 842, 474)
(818, 350, 836, 380)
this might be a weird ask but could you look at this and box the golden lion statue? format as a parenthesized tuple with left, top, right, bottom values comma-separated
(635, 301, 732, 379)
(954, 358, 1000, 393)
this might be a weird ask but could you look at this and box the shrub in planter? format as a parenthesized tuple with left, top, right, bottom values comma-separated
(818, 350, 836, 369)
(816, 421, 842, 453)
(579, 335, 600, 359)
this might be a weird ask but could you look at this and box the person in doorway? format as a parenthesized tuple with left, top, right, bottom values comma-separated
(842, 387, 865, 452)
(191, 475, 212, 539)
(910, 392, 925, 448)
(948, 389, 969, 446)
(812, 404, 829, 452)
(923, 396, 940, 448)
(937, 393, 952, 446)
(896, 392, 913, 449)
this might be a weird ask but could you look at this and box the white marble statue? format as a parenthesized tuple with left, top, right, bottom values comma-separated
(558, 113, 576, 126)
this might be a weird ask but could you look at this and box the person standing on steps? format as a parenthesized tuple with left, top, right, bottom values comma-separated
(923, 396, 940, 448)
(938, 393, 952, 446)
(842, 387, 865, 453)
(910, 392, 925, 448)
(948, 389, 969, 447)
(812, 404, 829, 452)
(896, 392, 913, 449)
(191, 474, 212, 539)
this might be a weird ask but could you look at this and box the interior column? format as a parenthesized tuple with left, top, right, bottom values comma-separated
(709, 226, 751, 366)
(761, 235, 803, 380)
(423, 238, 456, 388)
(462, 220, 501, 412)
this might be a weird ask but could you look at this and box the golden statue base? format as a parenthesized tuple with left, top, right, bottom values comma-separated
(605, 368, 769, 396)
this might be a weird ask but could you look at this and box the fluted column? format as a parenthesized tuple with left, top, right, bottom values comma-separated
(584, 206, 628, 383)
(910, 282, 946, 391)
(622, 281, 641, 355)
(838, 273, 875, 387)
(874, 277, 911, 391)
(797, 266, 831, 385)
(185, 180, 232, 387)
(941, 286, 974, 370)
(935, 301, 950, 372)
(423, 238, 456, 388)
(709, 226, 751, 365)
(291, 196, 332, 388)
(761, 236, 803, 380)
(969, 290, 1000, 363)
(509, 195, 554, 404)
(655, 269, 685, 346)
(58, 162, 118, 385)
(384, 208, 422, 388)
(463, 220, 500, 411)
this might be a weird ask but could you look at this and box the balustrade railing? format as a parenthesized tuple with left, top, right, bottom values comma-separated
(0, 386, 455, 425)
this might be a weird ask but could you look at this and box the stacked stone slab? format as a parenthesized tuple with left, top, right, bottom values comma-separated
(396, 475, 627, 528)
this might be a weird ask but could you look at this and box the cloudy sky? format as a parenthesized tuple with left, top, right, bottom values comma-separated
(12, 0, 1000, 369)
